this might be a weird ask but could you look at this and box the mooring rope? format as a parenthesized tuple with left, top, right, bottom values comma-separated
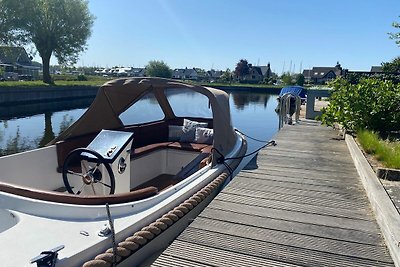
(105, 203, 117, 267)
(82, 172, 229, 267)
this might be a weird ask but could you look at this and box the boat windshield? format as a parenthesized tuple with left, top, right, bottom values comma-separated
(165, 88, 212, 119)
(119, 91, 165, 125)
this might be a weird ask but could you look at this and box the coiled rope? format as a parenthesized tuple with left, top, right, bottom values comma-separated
(82, 172, 229, 267)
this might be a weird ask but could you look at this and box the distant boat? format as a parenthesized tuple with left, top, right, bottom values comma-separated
(275, 86, 306, 125)
(275, 85, 307, 114)
(278, 85, 306, 104)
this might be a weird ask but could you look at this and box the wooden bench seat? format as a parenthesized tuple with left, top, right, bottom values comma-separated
(131, 142, 212, 159)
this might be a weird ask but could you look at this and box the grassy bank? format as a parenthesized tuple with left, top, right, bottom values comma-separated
(0, 75, 108, 87)
(357, 129, 400, 169)
(0, 76, 285, 89)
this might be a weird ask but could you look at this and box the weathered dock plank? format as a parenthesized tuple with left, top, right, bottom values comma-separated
(151, 122, 394, 266)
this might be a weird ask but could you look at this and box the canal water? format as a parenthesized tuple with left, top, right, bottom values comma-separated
(0, 90, 279, 166)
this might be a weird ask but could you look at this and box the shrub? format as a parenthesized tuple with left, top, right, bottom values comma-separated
(357, 129, 400, 169)
(77, 74, 88, 81)
(357, 130, 380, 154)
(320, 78, 400, 134)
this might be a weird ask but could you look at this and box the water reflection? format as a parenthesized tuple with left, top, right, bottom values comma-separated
(39, 112, 55, 147)
(0, 97, 93, 120)
(230, 91, 271, 110)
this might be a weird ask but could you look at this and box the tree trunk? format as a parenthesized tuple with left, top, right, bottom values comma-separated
(41, 53, 53, 84)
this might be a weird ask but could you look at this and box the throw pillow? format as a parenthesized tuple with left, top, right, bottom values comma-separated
(180, 119, 208, 143)
(195, 127, 214, 144)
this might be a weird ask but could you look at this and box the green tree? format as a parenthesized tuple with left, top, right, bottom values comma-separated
(220, 68, 232, 83)
(145, 60, 172, 78)
(389, 16, 400, 46)
(281, 72, 295, 85)
(234, 59, 250, 80)
(382, 56, 400, 73)
(296, 73, 305, 86)
(194, 68, 207, 81)
(0, 0, 95, 84)
(320, 78, 400, 134)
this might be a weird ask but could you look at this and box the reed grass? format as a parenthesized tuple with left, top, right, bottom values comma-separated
(357, 129, 400, 169)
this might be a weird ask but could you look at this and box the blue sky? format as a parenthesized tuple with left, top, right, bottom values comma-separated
(68, 0, 400, 73)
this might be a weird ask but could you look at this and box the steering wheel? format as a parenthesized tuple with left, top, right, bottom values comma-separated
(62, 148, 115, 195)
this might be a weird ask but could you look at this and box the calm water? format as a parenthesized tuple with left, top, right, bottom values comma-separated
(0, 90, 279, 166)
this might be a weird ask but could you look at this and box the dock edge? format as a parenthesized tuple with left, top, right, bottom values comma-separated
(346, 134, 400, 267)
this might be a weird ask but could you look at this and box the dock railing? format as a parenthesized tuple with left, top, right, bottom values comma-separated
(278, 93, 301, 129)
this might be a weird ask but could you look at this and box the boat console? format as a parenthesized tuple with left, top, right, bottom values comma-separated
(62, 130, 134, 195)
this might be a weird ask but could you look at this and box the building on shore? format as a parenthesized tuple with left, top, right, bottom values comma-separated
(0, 46, 40, 80)
(302, 62, 347, 85)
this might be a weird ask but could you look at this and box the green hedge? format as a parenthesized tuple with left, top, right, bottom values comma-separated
(320, 78, 400, 134)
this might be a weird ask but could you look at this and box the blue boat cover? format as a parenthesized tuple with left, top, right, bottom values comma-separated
(279, 86, 306, 98)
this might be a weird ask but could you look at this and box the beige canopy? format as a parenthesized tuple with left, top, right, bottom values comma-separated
(52, 77, 237, 161)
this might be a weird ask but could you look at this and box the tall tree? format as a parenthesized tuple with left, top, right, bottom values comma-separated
(234, 59, 250, 80)
(0, 0, 95, 84)
(296, 73, 305, 86)
(389, 16, 400, 46)
(281, 72, 295, 85)
(145, 60, 172, 78)
(220, 68, 232, 83)
(382, 56, 400, 73)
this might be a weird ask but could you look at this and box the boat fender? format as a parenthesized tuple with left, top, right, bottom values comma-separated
(155, 217, 174, 227)
(171, 208, 184, 218)
(181, 202, 194, 210)
(176, 204, 189, 214)
(118, 241, 139, 252)
(83, 259, 112, 267)
(106, 246, 130, 258)
(150, 221, 168, 231)
(134, 230, 154, 240)
(125, 235, 147, 246)
(142, 225, 161, 235)
(94, 253, 121, 264)
(165, 212, 179, 222)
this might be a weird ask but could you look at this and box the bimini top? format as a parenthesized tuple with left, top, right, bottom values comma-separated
(279, 86, 306, 98)
(52, 77, 237, 159)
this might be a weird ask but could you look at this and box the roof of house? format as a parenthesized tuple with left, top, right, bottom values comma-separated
(250, 66, 263, 76)
(303, 66, 342, 79)
(173, 68, 198, 77)
(0, 46, 31, 65)
(256, 64, 272, 76)
(370, 66, 383, 72)
(207, 70, 223, 78)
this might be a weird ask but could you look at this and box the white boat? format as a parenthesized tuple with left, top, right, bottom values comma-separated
(0, 78, 247, 267)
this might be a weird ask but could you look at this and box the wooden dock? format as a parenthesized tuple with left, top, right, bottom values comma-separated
(151, 121, 394, 267)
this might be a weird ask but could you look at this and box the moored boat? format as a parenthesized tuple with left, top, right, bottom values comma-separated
(275, 85, 306, 125)
(0, 77, 247, 266)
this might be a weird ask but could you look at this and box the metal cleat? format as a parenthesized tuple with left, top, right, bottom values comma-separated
(30, 245, 64, 267)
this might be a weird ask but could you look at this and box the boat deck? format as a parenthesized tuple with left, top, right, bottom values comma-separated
(151, 120, 394, 266)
